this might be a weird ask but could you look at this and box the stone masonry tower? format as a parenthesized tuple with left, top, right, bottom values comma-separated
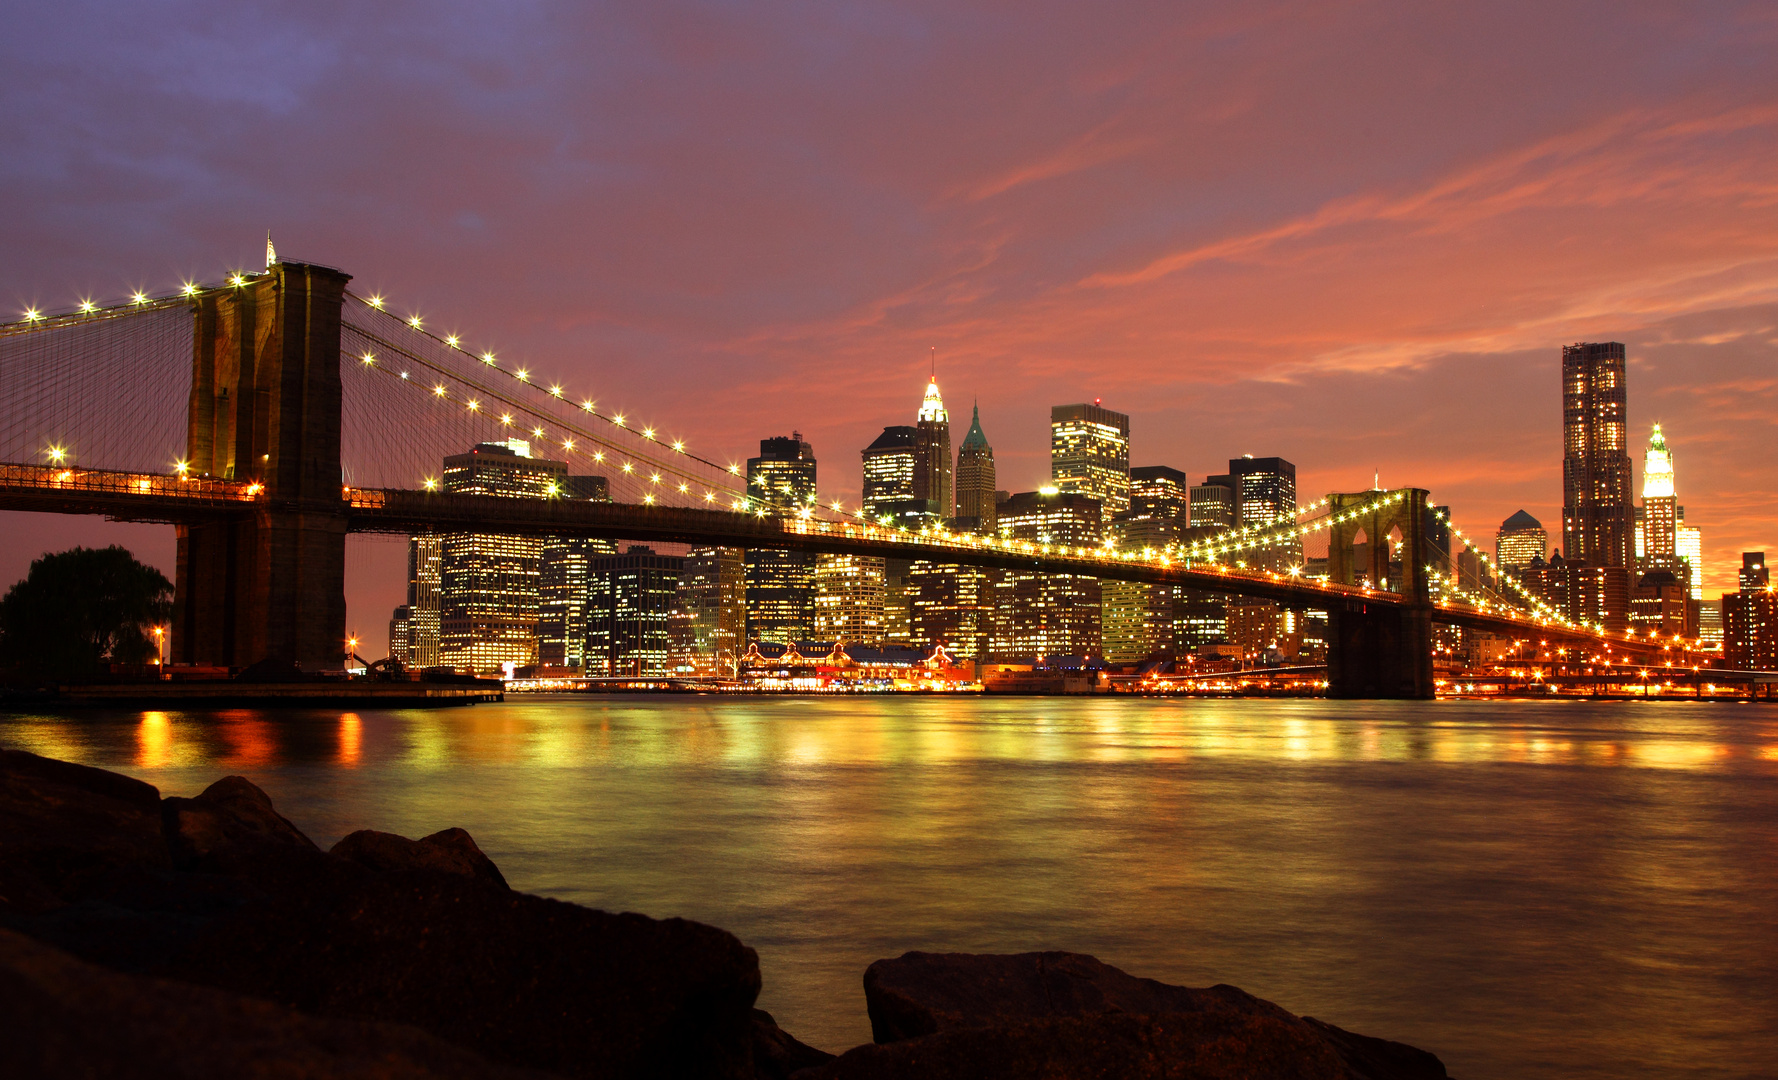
(173, 261, 351, 670)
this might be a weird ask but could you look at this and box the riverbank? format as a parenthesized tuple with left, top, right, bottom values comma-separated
(0, 746, 1448, 1078)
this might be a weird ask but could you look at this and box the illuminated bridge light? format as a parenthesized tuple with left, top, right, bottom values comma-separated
(434, 385, 448, 396)
(181, 283, 199, 296)
(23, 307, 41, 321)
(367, 295, 384, 309)
(516, 369, 528, 381)
(78, 299, 96, 313)
(581, 400, 595, 411)
(409, 315, 423, 328)
(550, 385, 563, 397)
(131, 292, 148, 305)
(482, 352, 496, 364)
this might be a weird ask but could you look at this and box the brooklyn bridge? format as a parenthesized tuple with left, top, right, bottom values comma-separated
(0, 260, 1698, 697)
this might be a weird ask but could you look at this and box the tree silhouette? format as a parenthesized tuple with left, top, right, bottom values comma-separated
(0, 546, 172, 680)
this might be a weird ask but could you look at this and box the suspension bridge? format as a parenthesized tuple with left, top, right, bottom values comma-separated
(0, 259, 1702, 697)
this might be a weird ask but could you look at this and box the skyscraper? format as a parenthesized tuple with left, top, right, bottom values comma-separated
(437, 440, 567, 675)
(1126, 466, 1190, 533)
(404, 534, 442, 668)
(909, 560, 996, 660)
(991, 490, 1103, 661)
(1561, 342, 1635, 630)
(537, 476, 613, 669)
(746, 433, 817, 643)
(954, 404, 996, 530)
(1725, 552, 1776, 671)
(1639, 424, 1678, 561)
(1050, 402, 1130, 520)
(674, 547, 746, 676)
(1676, 512, 1704, 599)
(585, 546, 682, 677)
(861, 426, 931, 526)
(1187, 479, 1236, 530)
(1562, 342, 1635, 566)
(916, 377, 953, 521)
(1227, 456, 1299, 571)
(813, 553, 886, 643)
(1495, 510, 1548, 573)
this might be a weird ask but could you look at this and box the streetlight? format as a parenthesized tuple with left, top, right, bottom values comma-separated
(152, 626, 165, 676)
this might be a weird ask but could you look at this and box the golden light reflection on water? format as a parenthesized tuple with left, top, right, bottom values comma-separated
(338, 714, 362, 766)
(136, 711, 172, 768)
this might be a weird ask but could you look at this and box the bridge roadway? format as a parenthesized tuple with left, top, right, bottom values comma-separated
(0, 462, 1677, 662)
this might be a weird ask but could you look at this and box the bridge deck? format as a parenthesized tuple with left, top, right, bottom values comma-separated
(0, 463, 1683, 659)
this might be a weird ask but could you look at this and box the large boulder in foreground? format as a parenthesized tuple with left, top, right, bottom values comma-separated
(160, 870, 765, 1080)
(0, 927, 551, 1079)
(0, 749, 168, 913)
(797, 951, 1445, 1080)
(161, 774, 320, 871)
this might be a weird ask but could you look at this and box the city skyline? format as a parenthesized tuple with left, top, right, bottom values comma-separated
(3, 4, 1776, 649)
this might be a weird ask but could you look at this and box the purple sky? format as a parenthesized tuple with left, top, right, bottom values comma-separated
(4, 2, 1776, 654)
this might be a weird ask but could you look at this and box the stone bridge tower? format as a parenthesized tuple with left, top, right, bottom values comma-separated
(173, 261, 351, 670)
(1323, 488, 1434, 698)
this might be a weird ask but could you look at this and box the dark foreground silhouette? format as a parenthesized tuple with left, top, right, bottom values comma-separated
(0, 748, 1446, 1079)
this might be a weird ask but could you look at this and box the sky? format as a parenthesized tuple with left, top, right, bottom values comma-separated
(3, 1, 1776, 652)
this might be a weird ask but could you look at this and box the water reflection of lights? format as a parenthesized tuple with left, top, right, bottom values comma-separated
(338, 714, 363, 766)
(137, 711, 173, 768)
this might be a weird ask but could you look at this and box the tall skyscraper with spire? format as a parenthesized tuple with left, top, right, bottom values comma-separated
(916, 375, 953, 521)
(955, 403, 996, 530)
(1639, 423, 1677, 562)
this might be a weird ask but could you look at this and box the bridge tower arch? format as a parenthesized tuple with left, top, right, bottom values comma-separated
(173, 261, 351, 670)
(1324, 488, 1434, 699)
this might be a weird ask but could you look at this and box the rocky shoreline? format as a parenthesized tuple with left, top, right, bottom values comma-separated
(0, 748, 1448, 1079)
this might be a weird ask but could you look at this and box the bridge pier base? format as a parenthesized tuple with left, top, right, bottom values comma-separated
(1326, 601, 1434, 699)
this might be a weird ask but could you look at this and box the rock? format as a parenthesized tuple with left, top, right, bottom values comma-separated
(161, 775, 319, 871)
(751, 1008, 834, 1079)
(157, 870, 765, 1080)
(0, 927, 555, 1079)
(797, 1011, 1352, 1079)
(813, 951, 1447, 1080)
(332, 828, 510, 888)
(0, 749, 168, 912)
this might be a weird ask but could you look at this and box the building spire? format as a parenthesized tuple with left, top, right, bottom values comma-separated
(265, 231, 277, 269)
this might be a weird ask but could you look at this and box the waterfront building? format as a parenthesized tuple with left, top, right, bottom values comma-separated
(917, 377, 954, 521)
(1228, 456, 1299, 571)
(1561, 342, 1635, 630)
(1050, 402, 1130, 520)
(746, 433, 817, 643)
(881, 560, 913, 643)
(586, 546, 682, 677)
(954, 404, 996, 530)
(1725, 554, 1776, 670)
(404, 534, 442, 668)
(1496, 510, 1548, 573)
(438, 440, 567, 675)
(674, 546, 745, 677)
(991, 489, 1102, 661)
(814, 553, 887, 644)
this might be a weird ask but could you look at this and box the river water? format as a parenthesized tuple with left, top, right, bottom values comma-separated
(3, 696, 1775, 1078)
